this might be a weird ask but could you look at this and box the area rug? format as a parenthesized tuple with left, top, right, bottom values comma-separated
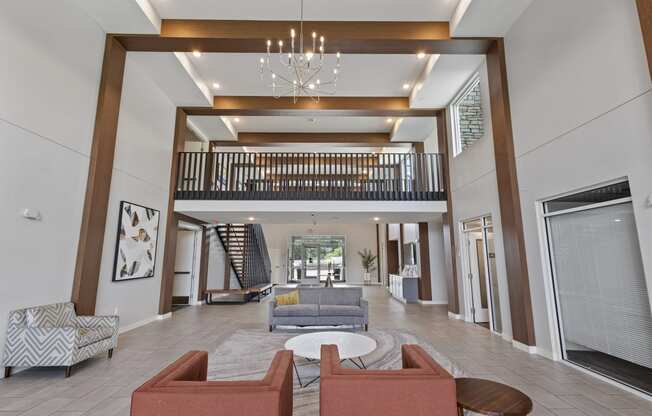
(207, 328, 466, 415)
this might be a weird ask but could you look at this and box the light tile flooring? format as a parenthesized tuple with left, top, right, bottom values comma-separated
(1, 287, 650, 416)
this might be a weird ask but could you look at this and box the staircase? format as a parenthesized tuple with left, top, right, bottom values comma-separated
(215, 223, 271, 290)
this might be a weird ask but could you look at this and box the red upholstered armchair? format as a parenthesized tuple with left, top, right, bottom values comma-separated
(320, 344, 457, 416)
(131, 350, 293, 416)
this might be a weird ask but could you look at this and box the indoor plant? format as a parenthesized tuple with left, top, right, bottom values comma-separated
(358, 249, 377, 284)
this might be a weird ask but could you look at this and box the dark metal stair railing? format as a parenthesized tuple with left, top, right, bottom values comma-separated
(175, 152, 446, 201)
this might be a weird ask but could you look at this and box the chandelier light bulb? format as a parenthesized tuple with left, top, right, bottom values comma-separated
(312, 32, 317, 38)
(308, 83, 315, 90)
(306, 51, 313, 60)
(267, 39, 272, 46)
(333, 68, 338, 74)
(291, 28, 296, 38)
(320, 35, 324, 43)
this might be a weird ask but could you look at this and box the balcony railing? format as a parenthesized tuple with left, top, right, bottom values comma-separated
(175, 152, 446, 201)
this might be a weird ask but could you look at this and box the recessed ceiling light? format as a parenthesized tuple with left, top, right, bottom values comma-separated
(417, 51, 426, 59)
(233, 117, 240, 123)
(248, 217, 255, 221)
(212, 82, 220, 89)
(373, 217, 381, 222)
(386, 118, 394, 123)
(402, 83, 411, 90)
(193, 50, 202, 58)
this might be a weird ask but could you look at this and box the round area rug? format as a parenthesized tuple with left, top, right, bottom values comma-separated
(207, 328, 466, 415)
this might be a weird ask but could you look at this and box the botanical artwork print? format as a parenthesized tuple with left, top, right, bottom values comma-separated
(112, 201, 160, 282)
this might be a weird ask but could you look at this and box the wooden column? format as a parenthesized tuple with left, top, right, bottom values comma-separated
(436, 111, 460, 315)
(417, 223, 432, 301)
(376, 224, 381, 283)
(71, 35, 126, 315)
(196, 228, 209, 303)
(487, 39, 536, 346)
(398, 224, 405, 271)
(158, 109, 188, 315)
(637, 0, 652, 80)
(223, 225, 231, 290)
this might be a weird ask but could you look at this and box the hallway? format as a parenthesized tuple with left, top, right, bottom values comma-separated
(0, 287, 649, 416)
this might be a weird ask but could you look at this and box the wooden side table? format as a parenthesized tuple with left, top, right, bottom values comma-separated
(455, 378, 533, 415)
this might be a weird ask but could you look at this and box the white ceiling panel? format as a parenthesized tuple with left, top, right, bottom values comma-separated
(214, 144, 412, 153)
(451, 0, 534, 37)
(231, 116, 394, 133)
(410, 55, 485, 108)
(391, 117, 436, 142)
(188, 53, 427, 97)
(188, 116, 237, 140)
(149, 0, 460, 21)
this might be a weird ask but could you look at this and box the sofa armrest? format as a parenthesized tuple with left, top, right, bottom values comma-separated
(267, 299, 277, 323)
(3, 326, 77, 366)
(360, 298, 369, 322)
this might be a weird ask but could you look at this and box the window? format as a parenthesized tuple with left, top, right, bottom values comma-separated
(288, 235, 345, 282)
(451, 73, 484, 155)
(543, 181, 652, 394)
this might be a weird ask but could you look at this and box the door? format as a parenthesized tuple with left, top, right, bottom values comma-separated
(302, 244, 320, 283)
(269, 248, 283, 284)
(173, 230, 197, 305)
(464, 230, 489, 324)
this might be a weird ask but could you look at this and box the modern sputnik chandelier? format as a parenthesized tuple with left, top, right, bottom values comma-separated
(258, 0, 341, 102)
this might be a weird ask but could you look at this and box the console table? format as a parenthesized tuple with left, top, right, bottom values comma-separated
(388, 274, 419, 303)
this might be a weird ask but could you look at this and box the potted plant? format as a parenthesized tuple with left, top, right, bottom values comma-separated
(358, 249, 377, 285)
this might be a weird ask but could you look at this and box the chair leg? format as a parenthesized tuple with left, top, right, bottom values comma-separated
(4, 367, 11, 378)
(365, 324, 368, 331)
(64, 366, 72, 378)
(108, 348, 113, 359)
(269, 325, 273, 332)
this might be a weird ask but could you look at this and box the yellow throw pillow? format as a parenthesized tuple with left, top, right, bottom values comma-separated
(275, 290, 299, 306)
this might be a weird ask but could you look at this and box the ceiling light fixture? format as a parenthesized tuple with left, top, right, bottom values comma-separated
(417, 51, 426, 59)
(258, 0, 341, 103)
(212, 82, 221, 89)
(248, 217, 255, 221)
(402, 83, 411, 90)
(386, 118, 394, 123)
(373, 217, 380, 222)
(233, 117, 240, 123)
(193, 50, 202, 58)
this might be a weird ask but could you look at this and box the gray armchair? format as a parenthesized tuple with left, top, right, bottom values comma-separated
(2, 302, 119, 377)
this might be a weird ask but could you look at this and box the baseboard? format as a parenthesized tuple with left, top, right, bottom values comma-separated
(447, 312, 464, 320)
(536, 347, 555, 360)
(501, 332, 513, 342)
(191, 300, 205, 306)
(512, 340, 537, 354)
(157, 312, 172, 320)
(417, 300, 448, 305)
(119, 315, 159, 334)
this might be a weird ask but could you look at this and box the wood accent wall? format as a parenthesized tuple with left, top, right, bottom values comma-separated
(486, 40, 536, 346)
(637, 0, 652, 80)
(158, 109, 188, 315)
(376, 224, 381, 283)
(71, 36, 126, 315)
(418, 223, 432, 301)
(436, 112, 460, 315)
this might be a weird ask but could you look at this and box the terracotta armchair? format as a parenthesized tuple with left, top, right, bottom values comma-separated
(320, 344, 457, 416)
(131, 350, 293, 416)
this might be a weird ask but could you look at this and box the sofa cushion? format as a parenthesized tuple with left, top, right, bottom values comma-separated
(275, 290, 299, 306)
(26, 303, 76, 328)
(77, 327, 113, 347)
(319, 305, 365, 317)
(319, 288, 361, 306)
(298, 288, 321, 305)
(274, 304, 319, 317)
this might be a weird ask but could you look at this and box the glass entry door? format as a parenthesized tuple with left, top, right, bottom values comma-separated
(289, 236, 345, 283)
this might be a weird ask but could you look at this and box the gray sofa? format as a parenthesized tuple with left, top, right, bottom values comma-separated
(268, 287, 368, 331)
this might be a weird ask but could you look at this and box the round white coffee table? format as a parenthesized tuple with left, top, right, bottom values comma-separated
(284, 331, 377, 387)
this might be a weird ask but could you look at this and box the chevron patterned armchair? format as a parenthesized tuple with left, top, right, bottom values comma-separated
(2, 302, 119, 378)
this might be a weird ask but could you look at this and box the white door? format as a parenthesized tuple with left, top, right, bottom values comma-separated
(269, 248, 283, 284)
(173, 230, 197, 304)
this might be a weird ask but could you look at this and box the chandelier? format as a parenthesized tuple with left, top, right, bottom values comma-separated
(258, 0, 341, 102)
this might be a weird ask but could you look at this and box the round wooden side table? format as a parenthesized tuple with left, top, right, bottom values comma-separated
(455, 378, 533, 416)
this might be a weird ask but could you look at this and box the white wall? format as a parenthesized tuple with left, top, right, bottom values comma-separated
(94, 57, 176, 328)
(428, 218, 450, 304)
(445, 59, 513, 338)
(262, 223, 377, 284)
(0, 1, 104, 370)
(503, 0, 652, 357)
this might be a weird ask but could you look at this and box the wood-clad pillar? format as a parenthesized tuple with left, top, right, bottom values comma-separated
(436, 111, 460, 315)
(417, 223, 432, 301)
(223, 225, 231, 290)
(637, 0, 652, 80)
(71, 35, 126, 315)
(158, 108, 188, 315)
(486, 39, 536, 346)
(197, 228, 209, 303)
(376, 224, 381, 283)
(398, 224, 405, 271)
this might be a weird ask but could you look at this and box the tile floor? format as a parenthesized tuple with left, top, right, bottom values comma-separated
(0, 287, 650, 415)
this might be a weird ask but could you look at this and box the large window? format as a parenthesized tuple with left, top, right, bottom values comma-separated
(543, 181, 652, 394)
(451, 73, 484, 155)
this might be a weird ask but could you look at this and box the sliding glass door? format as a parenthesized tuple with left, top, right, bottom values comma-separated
(289, 236, 345, 283)
(544, 181, 652, 394)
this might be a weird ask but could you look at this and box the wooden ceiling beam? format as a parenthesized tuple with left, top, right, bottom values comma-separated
(114, 20, 494, 54)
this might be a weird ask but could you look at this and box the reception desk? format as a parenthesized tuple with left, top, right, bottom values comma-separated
(388, 274, 419, 303)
